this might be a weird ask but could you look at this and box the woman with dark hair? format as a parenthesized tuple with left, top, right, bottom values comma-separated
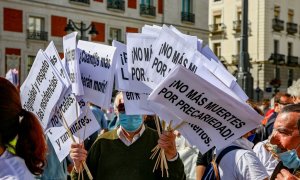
(0, 77, 47, 179)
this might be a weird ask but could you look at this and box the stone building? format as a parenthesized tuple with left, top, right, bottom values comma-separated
(209, 0, 300, 100)
(0, 0, 209, 83)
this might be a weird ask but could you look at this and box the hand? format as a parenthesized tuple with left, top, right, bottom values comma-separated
(70, 143, 87, 171)
(276, 169, 300, 180)
(158, 130, 177, 160)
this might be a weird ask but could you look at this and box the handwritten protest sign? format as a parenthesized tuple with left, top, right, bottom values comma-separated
(46, 106, 100, 161)
(148, 65, 262, 153)
(122, 91, 154, 115)
(46, 88, 81, 129)
(63, 32, 84, 96)
(126, 33, 156, 93)
(77, 40, 116, 108)
(113, 40, 127, 91)
(145, 25, 202, 89)
(45, 41, 71, 88)
(21, 50, 64, 129)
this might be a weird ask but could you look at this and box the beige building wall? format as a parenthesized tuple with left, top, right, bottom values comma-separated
(209, 0, 300, 99)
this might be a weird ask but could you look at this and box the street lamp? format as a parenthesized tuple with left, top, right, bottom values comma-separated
(237, 0, 254, 99)
(64, 19, 99, 40)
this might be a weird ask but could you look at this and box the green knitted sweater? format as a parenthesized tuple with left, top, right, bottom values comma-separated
(71, 127, 185, 180)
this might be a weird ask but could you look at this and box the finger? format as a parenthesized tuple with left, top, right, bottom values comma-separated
(276, 172, 284, 180)
(279, 169, 290, 176)
(159, 134, 175, 142)
(71, 155, 87, 162)
(70, 148, 87, 155)
(70, 152, 87, 159)
(162, 130, 176, 137)
(158, 140, 173, 146)
(71, 143, 82, 148)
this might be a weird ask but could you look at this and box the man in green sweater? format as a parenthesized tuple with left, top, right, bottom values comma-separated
(70, 93, 185, 180)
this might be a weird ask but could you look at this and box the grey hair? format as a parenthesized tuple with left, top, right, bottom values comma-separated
(287, 79, 300, 97)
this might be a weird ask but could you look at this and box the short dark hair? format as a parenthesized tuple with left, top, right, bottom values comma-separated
(281, 104, 300, 132)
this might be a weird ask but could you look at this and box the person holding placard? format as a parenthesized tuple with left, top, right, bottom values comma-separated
(70, 92, 185, 180)
(0, 77, 47, 179)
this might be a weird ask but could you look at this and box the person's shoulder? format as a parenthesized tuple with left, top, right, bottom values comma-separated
(0, 152, 34, 179)
(253, 140, 267, 153)
(97, 129, 118, 141)
(144, 126, 159, 137)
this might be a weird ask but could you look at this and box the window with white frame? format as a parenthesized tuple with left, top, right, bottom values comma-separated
(28, 16, 44, 32)
(108, 27, 122, 45)
(27, 55, 35, 74)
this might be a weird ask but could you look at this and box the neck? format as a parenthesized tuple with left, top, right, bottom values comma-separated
(0, 146, 5, 156)
(121, 126, 142, 142)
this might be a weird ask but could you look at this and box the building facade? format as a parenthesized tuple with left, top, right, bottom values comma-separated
(0, 0, 209, 83)
(209, 0, 300, 100)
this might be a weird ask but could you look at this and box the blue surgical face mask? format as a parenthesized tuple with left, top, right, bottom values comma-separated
(119, 113, 143, 132)
(279, 146, 300, 170)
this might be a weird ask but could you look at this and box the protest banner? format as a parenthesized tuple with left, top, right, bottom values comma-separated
(46, 87, 81, 129)
(77, 40, 116, 108)
(126, 33, 156, 93)
(20, 50, 64, 129)
(122, 91, 154, 115)
(141, 25, 161, 36)
(197, 39, 203, 52)
(5, 69, 19, 86)
(63, 32, 84, 96)
(169, 25, 198, 50)
(145, 25, 202, 89)
(148, 65, 262, 153)
(200, 55, 248, 102)
(45, 41, 71, 88)
(147, 101, 182, 125)
(113, 40, 154, 114)
(46, 106, 100, 162)
(113, 40, 127, 91)
(200, 45, 221, 64)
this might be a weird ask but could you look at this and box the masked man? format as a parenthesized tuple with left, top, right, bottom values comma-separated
(254, 104, 300, 179)
(69, 92, 185, 180)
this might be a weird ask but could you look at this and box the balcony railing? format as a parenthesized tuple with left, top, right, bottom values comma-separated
(269, 53, 285, 64)
(140, 4, 156, 17)
(209, 23, 226, 34)
(27, 30, 48, 41)
(272, 18, 284, 32)
(181, 12, 195, 23)
(286, 22, 298, 35)
(233, 20, 241, 32)
(70, 0, 90, 4)
(287, 55, 299, 66)
(107, 0, 125, 11)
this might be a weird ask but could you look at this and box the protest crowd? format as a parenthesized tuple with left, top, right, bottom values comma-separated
(1, 24, 300, 180)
